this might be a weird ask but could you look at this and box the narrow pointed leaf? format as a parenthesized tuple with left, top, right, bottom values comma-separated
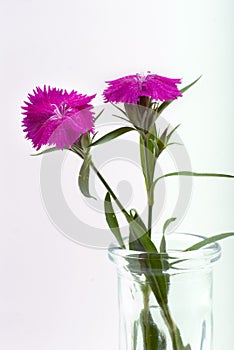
(110, 102, 127, 116)
(185, 232, 234, 251)
(94, 108, 104, 121)
(180, 75, 202, 94)
(149, 138, 159, 153)
(158, 76, 202, 115)
(112, 114, 132, 124)
(30, 146, 65, 156)
(163, 217, 177, 234)
(184, 345, 192, 350)
(130, 209, 147, 232)
(167, 124, 181, 142)
(160, 126, 169, 144)
(154, 171, 234, 187)
(90, 127, 134, 147)
(167, 142, 183, 147)
(160, 217, 177, 253)
(160, 236, 167, 253)
(128, 209, 157, 252)
(78, 152, 95, 199)
(104, 192, 125, 248)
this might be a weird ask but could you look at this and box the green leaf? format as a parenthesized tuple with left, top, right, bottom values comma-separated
(30, 146, 65, 156)
(128, 210, 169, 305)
(160, 217, 177, 253)
(158, 76, 202, 116)
(129, 209, 148, 251)
(185, 232, 234, 252)
(104, 192, 125, 248)
(154, 171, 234, 187)
(180, 75, 202, 94)
(112, 114, 132, 124)
(167, 124, 181, 142)
(151, 171, 234, 207)
(163, 217, 177, 234)
(160, 126, 169, 144)
(128, 209, 159, 254)
(90, 127, 135, 147)
(130, 209, 147, 232)
(94, 108, 104, 121)
(110, 102, 127, 116)
(160, 236, 167, 254)
(140, 309, 167, 350)
(80, 133, 91, 149)
(78, 152, 95, 199)
(156, 137, 166, 154)
(148, 138, 159, 156)
(167, 142, 183, 147)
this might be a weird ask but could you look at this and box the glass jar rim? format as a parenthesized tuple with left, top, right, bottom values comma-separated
(108, 232, 221, 271)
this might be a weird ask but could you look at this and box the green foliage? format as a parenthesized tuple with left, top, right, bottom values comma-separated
(185, 232, 234, 251)
(163, 217, 177, 235)
(157, 76, 202, 116)
(160, 217, 177, 253)
(94, 108, 104, 121)
(104, 192, 125, 248)
(78, 151, 95, 199)
(90, 127, 135, 147)
(140, 308, 167, 350)
(110, 102, 128, 116)
(30, 146, 64, 156)
(124, 103, 158, 132)
(139, 124, 157, 195)
(153, 171, 234, 190)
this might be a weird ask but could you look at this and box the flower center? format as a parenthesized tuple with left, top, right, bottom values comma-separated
(51, 103, 72, 119)
(135, 73, 148, 92)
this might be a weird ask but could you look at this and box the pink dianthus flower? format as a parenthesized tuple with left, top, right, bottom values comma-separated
(22, 86, 96, 150)
(103, 73, 182, 104)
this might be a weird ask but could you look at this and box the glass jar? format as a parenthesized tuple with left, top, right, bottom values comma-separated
(108, 233, 221, 350)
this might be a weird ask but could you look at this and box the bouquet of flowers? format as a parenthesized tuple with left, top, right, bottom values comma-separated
(21, 72, 234, 350)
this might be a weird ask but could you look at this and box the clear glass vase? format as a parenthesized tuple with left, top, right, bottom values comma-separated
(108, 233, 221, 350)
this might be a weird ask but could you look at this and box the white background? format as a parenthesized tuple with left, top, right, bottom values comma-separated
(0, 0, 234, 349)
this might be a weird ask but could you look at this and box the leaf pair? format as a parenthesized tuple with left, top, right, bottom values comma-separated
(155, 124, 182, 157)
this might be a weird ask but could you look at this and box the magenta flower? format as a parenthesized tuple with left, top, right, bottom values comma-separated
(103, 73, 182, 104)
(22, 86, 96, 150)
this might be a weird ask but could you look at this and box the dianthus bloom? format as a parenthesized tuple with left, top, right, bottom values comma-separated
(22, 86, 96, 150)
(103, 73, 182, 104)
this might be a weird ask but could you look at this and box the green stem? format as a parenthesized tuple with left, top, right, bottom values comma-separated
(143, 137, 156, 239)
(145, 270, 186, 349)
(142, 285, 152, 350)
(148, 205, 153, 239)
(72, 147, 130, 248)
(90, 161, 131, 223)
(161, 304, 185, 350)
(143, 138, 152, 193)
(143, 138, 153, 238)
